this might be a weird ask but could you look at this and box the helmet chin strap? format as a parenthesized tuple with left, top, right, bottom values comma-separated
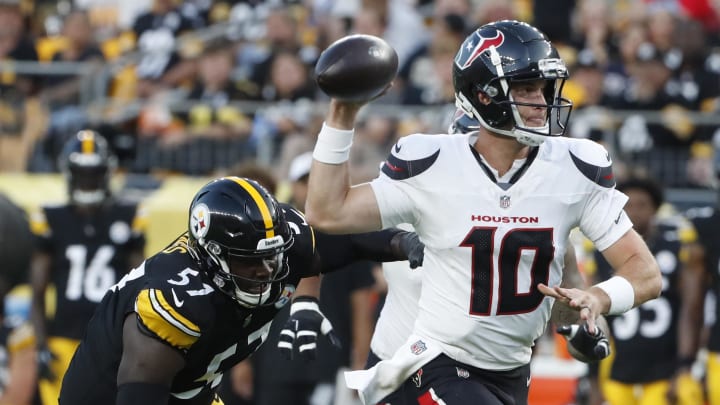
(455, 92, 546, 147)
(507, 93, 549, 147)
(456, 45, 549, 147)
(488, 45, 548, 147)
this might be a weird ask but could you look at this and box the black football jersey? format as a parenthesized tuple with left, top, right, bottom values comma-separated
(132, 9, 195, 79)
(59, 204, 403, 405)
(30, 201, 146, 340)
(594, 218, 694, 382)
(688, 206, 720, 352)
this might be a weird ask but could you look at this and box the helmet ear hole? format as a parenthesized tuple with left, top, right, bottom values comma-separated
(477, 91, 492, 105)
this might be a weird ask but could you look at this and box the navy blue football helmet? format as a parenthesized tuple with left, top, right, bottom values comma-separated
(453, 20, 572, 146)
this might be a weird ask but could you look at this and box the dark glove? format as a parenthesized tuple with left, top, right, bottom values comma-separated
(557, 323, 610, 363)
(277, 296, 341, 361)
(393, 231, 424, 269)
(37, 345, 57, 381)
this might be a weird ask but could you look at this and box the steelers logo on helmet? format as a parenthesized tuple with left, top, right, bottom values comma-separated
(190, 203, 211, 242)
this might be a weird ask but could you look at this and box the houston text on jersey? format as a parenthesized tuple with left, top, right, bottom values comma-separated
(470, 215, 539, 223)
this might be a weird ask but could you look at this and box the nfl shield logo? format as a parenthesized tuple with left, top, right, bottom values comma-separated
(500, 195, 511, 209)
(410, 340, 427, 355)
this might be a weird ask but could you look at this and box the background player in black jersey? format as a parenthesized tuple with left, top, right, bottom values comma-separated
(0, 193, 38, 405)
(30, 130, 147, 405)
(589, 177, 705, 405)
(687, 185, 720, 405)
(58, 176, 422, 405)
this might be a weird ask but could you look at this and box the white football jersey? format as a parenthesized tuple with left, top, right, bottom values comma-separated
(371, 224, 422, 360)
(370, 133, 632, 370)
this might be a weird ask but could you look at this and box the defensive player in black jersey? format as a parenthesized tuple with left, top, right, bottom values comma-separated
(30, 130, 147, 405)
(687, 192, 720, 405)
(590, 178, 705, 405)
(58, 176, 422, 405)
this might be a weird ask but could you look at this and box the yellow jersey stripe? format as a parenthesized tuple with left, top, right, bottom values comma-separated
(131, 205, 148, 233)
(227, 177, 275, 238)
(29, 209, 50, 236)
(135, 289, 201, 350)
(80, 130, 95, 154)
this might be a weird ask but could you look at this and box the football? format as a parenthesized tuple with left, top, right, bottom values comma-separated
(314, 34, 398, 102)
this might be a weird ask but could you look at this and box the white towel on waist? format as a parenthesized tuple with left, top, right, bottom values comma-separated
(345, 334, 442, 404)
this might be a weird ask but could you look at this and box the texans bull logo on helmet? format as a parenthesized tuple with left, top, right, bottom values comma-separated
(455, 30, 505, 70)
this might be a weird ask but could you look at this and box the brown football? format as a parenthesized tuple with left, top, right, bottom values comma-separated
(315, 34, 399, 102)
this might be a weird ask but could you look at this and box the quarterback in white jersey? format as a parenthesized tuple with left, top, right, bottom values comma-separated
(372, 132, 626, 370)
(367, 111, 587, 368)
(306, 20, 661, 405)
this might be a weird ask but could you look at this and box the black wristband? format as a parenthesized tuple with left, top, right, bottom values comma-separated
(117, 382, 170, 405)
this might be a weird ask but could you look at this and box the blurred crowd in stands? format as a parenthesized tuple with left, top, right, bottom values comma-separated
(0, 0, 715, 189)
(0, 1, 719, 404)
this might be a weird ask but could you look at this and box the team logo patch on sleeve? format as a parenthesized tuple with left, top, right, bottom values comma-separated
(381, 150, 440, 180)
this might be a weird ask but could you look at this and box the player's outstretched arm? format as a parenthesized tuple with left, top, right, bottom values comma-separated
(594, 228, 662, 310)
(305, 99, 383, 234)
(541, 228, 661, 333)
(313, 228, 424, 273)
(116, 314, 185, 404)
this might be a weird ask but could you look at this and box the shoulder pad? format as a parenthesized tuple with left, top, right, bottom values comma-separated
(131, 203, 149, 234)
(280, 204, 318, 278)
(7, 323, 34, 352)
(133, 259, 214, 351)
(29, 207, 50, 237)
(160, 233, 192, 256)
(657, 214, 698, 243)
(280, 203, 316, 259)
(678, 225, 698, 244)
(135, 286, 204, 351)
(705, 51, 720, 74)
(567, 139, 615, 188)
(381, 133, 441, 180)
